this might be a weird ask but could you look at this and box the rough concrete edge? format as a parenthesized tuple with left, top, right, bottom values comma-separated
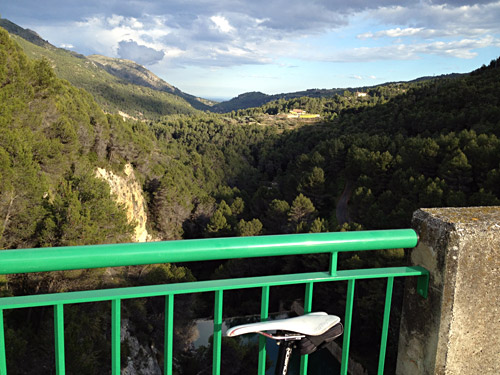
(397, 209, 461, 375)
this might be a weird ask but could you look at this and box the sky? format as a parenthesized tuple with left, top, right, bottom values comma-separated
(2, 1, 500, 100)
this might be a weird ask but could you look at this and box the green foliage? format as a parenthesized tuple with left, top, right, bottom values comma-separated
(206, 209, 231, 237)
(9, 31, 201, 120)
(289, 194, 317, 229)
(236, 218, 263, 236)
(246, 63, 500, 228)
(230, 197, 245, 216)
(0, 27, 140, 249)
(3, 22, 500, 375)
(263, 199, 290, 233)
(36, 168, 133, 246)
(309, 217, 329, 233)
(142, 264, 195, 285)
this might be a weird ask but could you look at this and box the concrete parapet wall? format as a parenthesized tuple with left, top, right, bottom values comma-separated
(396, 207, 500, 375)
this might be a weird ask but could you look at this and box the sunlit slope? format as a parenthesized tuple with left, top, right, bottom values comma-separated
(0, 19, 207, 119)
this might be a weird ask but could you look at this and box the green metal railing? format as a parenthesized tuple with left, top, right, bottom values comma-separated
(0, 229, 428, 375)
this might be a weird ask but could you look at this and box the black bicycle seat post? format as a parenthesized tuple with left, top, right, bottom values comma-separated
(275, 338, 295, 375)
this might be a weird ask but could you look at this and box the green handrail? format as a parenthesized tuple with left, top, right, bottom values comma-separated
(0, 229, 418, 275)
(0, 229, 426, 375)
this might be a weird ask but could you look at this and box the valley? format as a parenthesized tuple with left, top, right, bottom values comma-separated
(1, 18, 500, 374)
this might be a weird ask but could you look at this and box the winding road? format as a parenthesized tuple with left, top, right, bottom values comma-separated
(336, 180, 354, 225)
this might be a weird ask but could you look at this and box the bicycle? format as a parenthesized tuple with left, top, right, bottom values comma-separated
(227, 312, 343, 375)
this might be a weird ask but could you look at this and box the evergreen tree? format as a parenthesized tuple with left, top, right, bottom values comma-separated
(288, 194, 316, 232)
(236, 219, 263, 236)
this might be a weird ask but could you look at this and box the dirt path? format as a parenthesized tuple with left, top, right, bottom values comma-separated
(336, 180, 354, 225)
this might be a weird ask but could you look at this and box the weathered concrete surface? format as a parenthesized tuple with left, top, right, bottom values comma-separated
(396, 207, 500, 375)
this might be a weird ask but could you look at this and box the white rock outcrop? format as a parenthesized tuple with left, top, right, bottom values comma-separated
(95, 164, 149, 242)
(121, 319, 162, 375)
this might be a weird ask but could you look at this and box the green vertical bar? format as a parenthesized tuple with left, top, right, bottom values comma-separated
(329, 251, 338, 276)
(54, 304, 65, 375)
(300, 282, 314, 375)
(377, 277, 394, 375)
(303, 282, 313, 313)
(340, 280, 355, 375)
(417, 271, 429, 298)
(213, 290, 223, 375)
(164, 294, 174, 375)
(111, 299, 121, 375)
(258, 286, 270, 375)
(0, 309, 7, 375)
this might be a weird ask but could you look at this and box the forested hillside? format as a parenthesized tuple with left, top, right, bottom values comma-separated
(0, 27, 134, 249)
(0, 28, 273, 373)
(0, 26, 275, 248)
(2, 20, 500, 244)
(0, 19, 209, 119)
(209, 80, 455, 113)
(238, 62, 500, 232)
(1, 22, 500, 374)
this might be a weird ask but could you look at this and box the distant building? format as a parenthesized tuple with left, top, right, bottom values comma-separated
(287, 109, 320, 119)
(355, 92, 368, 97)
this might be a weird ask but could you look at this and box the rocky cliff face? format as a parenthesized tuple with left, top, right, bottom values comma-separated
(88, 54, 177, 93)
(87, 54, 213, 110)
(95, 164, 149, 242)
(121, 319, 162, 375)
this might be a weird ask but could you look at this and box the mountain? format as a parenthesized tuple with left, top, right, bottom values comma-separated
(3, 14, 500, 375)
(0, 24, 272, 247)
(211, 91, 271, 113)
(0, 18, 52, 48)
(0, 18, 213, 119)
(1, 18, 465, 118)
(211, 76, 464, 113)
(211, 89, 352, 113)
(86, 54, 215, 110)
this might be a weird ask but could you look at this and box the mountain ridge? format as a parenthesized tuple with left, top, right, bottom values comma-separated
(211, 73, 465, 113)
(86, 54, 216, 111)
(0, 18, 53, 49)
(1, 18, 469, 117)
(2, 17, 468, 118)
(0, 18, 211, 118)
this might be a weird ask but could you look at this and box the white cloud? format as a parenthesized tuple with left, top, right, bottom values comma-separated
(358, 27, 428, 39)
(68, 15, 173, 61)
(117, 40, 165, 65)
(107, 15, 124, 27)
(350, 74, 377, 80)
(5, 0, 500, 71)
(369, 1, 500, 38)
(325, 35, 498, 62)
(210, 15, 234, 33)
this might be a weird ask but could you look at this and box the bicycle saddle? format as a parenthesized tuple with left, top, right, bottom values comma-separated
(226, 312, 341, 337)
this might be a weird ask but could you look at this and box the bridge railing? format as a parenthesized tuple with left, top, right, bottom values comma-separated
(0, 229, 428, 375)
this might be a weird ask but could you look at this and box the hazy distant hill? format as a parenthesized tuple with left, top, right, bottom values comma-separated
(1, 18, 466, 118)
(211, 91, 271, 112)
(210, 89, 350, 113)
(0, 18, 212, 118)
(211, 76, 464, 113)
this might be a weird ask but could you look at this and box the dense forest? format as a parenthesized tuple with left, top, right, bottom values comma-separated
(1, 23, 500, 374)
